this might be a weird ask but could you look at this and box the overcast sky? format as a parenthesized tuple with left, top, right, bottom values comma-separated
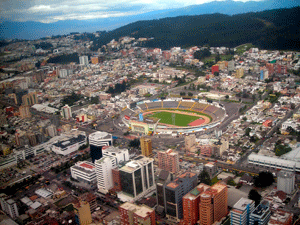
(0, 0, 261, 23)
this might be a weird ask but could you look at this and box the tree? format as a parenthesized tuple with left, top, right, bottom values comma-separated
(194, 48, 211, 60)
(254, 172, 274, 188)
(248, 189, 261, 206)
(225, 95, 229, 99)
(245, 128, 251, 136)
(129, 139, 140, 148)
(215, 53, 221, 63)
(188, 92, 193, 97)
(214, 72, 219, 76)
(227, 178, 236, 186)
(198, 170, 211, 185)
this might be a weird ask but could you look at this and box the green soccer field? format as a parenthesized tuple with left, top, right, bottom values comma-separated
(148, 111, 200, 126)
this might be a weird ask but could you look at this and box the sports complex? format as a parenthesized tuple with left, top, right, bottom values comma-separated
(121, 98, 227, 135)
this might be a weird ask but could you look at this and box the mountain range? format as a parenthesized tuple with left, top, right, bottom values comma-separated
(1, 0, 300, 40)
(91, 7, 300, 51)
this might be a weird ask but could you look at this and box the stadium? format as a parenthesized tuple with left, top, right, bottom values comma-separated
(121, 98, 227, 135)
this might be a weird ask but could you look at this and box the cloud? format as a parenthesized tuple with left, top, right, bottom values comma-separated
(0, 0, 262, 23)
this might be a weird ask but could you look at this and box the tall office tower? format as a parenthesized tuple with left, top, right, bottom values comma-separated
(199, 183, 228, 225)
(119, 202, 156, 225)
(230, 198, 255, 225)
(94, 147, 129, 193)
(95, 156, 116, 193)
(79, 55, 89, 66)
(156, 170, 172, 216)
(73, 201, 92, 225)
(89, 131, 112, 163)
(158, 149, 179, 174)
(249, 201, 271, 225)
(61, 104, 72, 120)
(140, 137, 152, 157)
(118, 156, 155, 201)
(19, 105, 31, 119)
(277, 170, 295, 194)
(182, 184, 210, 225)
(165, 172, 198, 221)
(0, 194, 19, 219)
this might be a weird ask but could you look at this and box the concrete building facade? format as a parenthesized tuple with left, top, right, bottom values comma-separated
(157, 149, 179, 174)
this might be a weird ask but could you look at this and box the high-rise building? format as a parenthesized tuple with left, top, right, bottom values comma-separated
(95, 146, 129, 193)
(73, 200, 92, 225)
(61, 104, 72, 120)
(118, 156, 155, 201)
(59, 69, 68, 78)
(204, 162, 218, 178)
(140, 137, 152, 157)
(185, 134, 197, 153)
(228, 60, 235, 71)
(89, 131, 112, 163)
(199, 183, 228, 225)
(277, 170, 295, 194)
(22, 91, 37, 106)
(79, 56, 89, 66)
(230, 198, 255, 225)
(95, 156, 116, 193)
(47, 125, 57, 137)
(182, 184, 210, 225)
(112, 168, 122, 192)
(165, 172, 198, 221)
(0, 193, 19, 219)
(235, 68, 244, 78)
(119, 202, 156, 225)
(157, 149, 179, 174)
(79, 193, 97, 213)
(91, 56, 104, 64)
(19, 105, 31, 119)
(156, 170, 172, 216)
(249, 201, 271, 225)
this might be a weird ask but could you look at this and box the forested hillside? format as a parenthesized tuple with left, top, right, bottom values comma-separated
(91, 7, 300, 50)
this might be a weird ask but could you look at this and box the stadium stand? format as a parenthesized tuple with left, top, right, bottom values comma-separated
(147, 101, 162, 110)
(163, 101, 180, 109)
(193, 102, 207, 111)
(203, 105, 218, 114)
(138, 104, 147, 111)
(123, 108, 136, 117)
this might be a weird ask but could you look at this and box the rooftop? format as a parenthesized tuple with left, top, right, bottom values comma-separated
(233, 197, 254, 211)
(89, 131, 112, 140)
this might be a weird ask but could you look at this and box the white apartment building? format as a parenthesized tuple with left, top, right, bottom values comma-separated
(0, 194, 19, 219)
(79, 56, 89, 66)
(95, 156, 116, 193)
(62, 104, 72, 120)
(231, 197, 255, 225)
(70, 161, 97, 184)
